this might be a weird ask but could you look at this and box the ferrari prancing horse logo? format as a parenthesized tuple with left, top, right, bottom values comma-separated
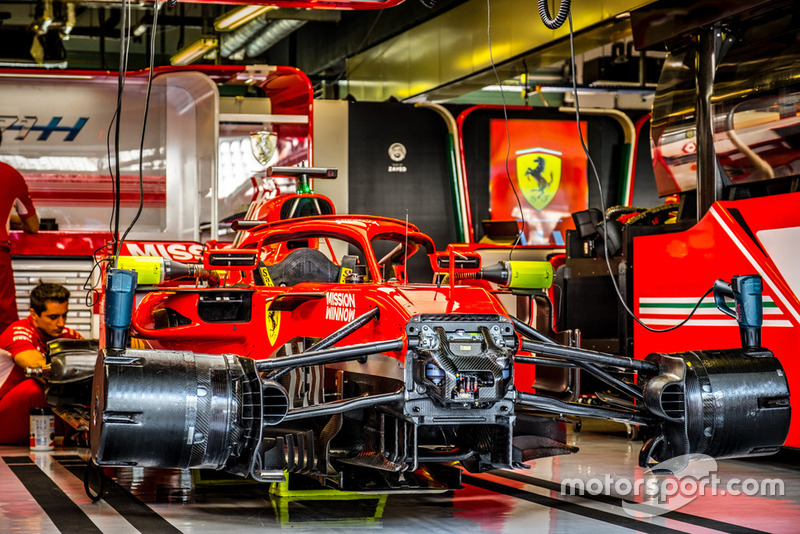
(515, 148, 562, 210)
(266, 309, 280, 345)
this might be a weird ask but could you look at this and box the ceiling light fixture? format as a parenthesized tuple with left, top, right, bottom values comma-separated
(214, 5, 275, 32)
(170, 37, 218, 66)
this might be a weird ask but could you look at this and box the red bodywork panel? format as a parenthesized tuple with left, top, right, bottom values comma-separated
(132, 283, 505, 360)
(129, 214, 508, 371)
(10, 231, 111, 257)
(634, 192, 800, 446)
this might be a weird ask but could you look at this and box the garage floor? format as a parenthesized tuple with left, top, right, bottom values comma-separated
(2, 424, 799, 533)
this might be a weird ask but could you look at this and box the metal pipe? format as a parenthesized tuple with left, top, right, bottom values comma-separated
(256, 338, 404, 370)
(520, 339, 659, 374)
(245, 19, 307, 58)
(31, 0, 54, 35)
(60, 3, 76, 39)
(220, 15, 269, 58)
(515, 391, 653, 425)
(284, 389, 404, 421)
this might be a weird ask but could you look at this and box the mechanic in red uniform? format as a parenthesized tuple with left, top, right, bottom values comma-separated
(1, 131, 40, 334)
(0, 283, 82, 444)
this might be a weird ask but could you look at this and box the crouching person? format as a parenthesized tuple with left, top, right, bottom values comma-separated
(0, 283, 82, 445)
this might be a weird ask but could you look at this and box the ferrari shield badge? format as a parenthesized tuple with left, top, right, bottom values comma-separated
(515, 148, 562, 210)
(266, 309, 280, 345)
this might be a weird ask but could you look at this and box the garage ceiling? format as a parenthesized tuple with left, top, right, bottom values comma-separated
(0, 0, 652, 102)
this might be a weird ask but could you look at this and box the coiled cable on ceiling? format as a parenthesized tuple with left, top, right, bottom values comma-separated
(539, 0, 571, 30)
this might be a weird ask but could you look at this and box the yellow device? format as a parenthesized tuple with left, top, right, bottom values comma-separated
(116, 256, 210, 285)
(480, 260, 553, 290)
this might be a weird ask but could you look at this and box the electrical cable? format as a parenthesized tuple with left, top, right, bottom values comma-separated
(86, 0, 131, 315)
(331, 10, 384, 92)
(110, 1, 130, 262)
(116, 1, 161, 266)
(85, 0, 134, 480)
(538, 0, 571, 30)
(105, 118, 117, 238)
(561, 10, 714, 333)
(108, 0, 135, 264)
(105, 1, 133, 239)
(85, 0, 132, 309)
(83, 461, 104, 502)
(486, 0, 527, 259)
(83, 242, 114, 308)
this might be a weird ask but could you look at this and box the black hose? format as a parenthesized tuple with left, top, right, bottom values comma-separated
(83, 461, 104, 502)
(538, 0, 571, 30)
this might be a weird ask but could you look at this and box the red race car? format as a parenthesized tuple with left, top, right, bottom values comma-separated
(85, 167, 790, 492)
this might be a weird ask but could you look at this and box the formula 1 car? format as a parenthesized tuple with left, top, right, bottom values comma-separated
(85, 168, 790, 492)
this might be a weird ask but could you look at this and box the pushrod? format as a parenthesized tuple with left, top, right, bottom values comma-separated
(284, 390, 405, 421)
(519, 338, 659, 374)
(515, 391, 653, 426)
(256, 338, 403, 371)
(269, 307, 380, 380)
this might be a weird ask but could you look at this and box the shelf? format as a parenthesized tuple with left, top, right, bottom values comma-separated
(218, 113, 309, 124)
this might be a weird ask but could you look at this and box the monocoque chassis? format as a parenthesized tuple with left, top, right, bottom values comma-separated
(88, 210, 791, 493)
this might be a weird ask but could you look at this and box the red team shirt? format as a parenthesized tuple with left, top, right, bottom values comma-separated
(0, 161, 37, 247)
(0, 316, 83, 399)
(0, 161, 38, 335)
